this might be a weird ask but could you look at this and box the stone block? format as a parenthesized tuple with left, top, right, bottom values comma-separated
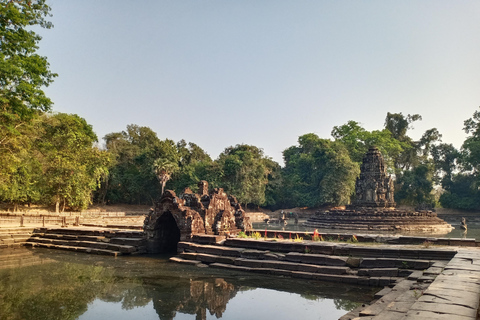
(308, 243, 335, 255)
(449, 238, 476, 247)
(373, 310, 408, 320)
(359, 268, 398, 277)
(241, 249, 267, 259)
(269, 269, 293, 277)
(285, 252, 348, 266)
(378, 277, 394, 286)
(419, 292, 479, 310)
(261, 260, 298, 271)
(235, 259, 264, 268)
(169, 257, 201, 265)
(348, 247, 382, 258)
(423, 266, 443, 276)
(374, 286, 393, 299)
(435, 238, 450, 245)
(407, 270, 423, 280)
(404, 310, 472, 320)
(410, 301, 477, 318)
(290, 271, 314, 279)
(346, 257, 362, 268)
(360, 258, 396, 268)
(381, 248, 400, 258)
(333, 245, 351, 256)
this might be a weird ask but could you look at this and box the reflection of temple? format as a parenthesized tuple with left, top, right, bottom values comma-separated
(304, 147, 453, 233)
(149, 278, 237, 320)
(352, 147, 395, 208)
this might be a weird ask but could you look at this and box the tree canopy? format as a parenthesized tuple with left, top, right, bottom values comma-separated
(0, 0, 57, 128)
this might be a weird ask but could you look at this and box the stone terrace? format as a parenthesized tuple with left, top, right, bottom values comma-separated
(172, 236, 480, 320)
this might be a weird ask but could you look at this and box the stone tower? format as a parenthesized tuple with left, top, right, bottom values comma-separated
(352, 147, 395, 208)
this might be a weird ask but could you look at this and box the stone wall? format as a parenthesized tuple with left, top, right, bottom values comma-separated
(143, 181, 251, 253)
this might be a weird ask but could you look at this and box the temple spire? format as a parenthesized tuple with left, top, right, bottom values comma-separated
(352, 147, 395, 208)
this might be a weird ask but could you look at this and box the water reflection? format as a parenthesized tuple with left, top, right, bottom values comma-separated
(0, 248, 376, 320)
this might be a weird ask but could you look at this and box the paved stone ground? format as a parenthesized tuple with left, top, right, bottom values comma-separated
(343, 248, 480, 320)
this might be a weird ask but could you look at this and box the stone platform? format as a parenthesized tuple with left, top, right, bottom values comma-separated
(304, 208, 454, 233)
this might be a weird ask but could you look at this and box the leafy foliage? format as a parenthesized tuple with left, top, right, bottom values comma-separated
(281, 134, 359, 207)
(0, 0, 57, 129)
(216, 144, 272, 207)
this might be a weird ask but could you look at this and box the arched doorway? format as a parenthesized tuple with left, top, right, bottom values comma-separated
(149, 211, 181, 253)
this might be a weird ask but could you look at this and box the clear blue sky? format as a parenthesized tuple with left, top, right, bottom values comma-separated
(38, 1, 480, 164)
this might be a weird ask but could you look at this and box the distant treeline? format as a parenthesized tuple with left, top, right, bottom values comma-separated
(3, 110, 480, 212)
(2, 1, 480, 212)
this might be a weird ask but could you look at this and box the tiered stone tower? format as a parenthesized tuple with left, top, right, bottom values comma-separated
(351, 147, 395, 208)
(304, 147, 453, 233)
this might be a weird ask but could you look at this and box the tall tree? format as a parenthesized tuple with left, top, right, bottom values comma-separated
(103, 125, 179, 204)
(153, 158, 178, 196)
(216, 144, 273, 207)
(0, 0, 57, 206)
(438, 107, 480, 210)
(282, 134, 359, 207)
(169, 140, 213, 193)
(331, 120, 405, 171)
(0, 0, 57, 131)
(38, 113, 110, 212)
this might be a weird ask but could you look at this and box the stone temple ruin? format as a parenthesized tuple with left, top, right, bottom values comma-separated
(304, 147, 453, 233)
(144, 181, 251, 253)
(351, 147, 396, 208)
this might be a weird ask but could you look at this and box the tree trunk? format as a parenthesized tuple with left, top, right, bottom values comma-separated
(161, 182, 166, 197)
(55, 196, 60, 213)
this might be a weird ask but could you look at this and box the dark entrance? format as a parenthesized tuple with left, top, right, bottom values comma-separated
(152, 211, 181, 253)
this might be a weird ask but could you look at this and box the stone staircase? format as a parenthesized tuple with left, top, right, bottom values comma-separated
(24, 227, 146, 256)
(0, 227, 34, 248)
(172, 238, 455, 287)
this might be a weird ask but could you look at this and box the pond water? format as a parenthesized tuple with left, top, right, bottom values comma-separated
(0, 248, 377, 320)
(254, 219, 480, 240)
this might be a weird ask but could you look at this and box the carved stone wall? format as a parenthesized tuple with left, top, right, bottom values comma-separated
(144, 181, 251, 253)
(352, 147, 396, 208)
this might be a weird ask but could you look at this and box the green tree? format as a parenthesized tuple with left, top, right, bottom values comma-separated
(38, 113, 110, 212)
(103, 125, 179, 204)
(282, 134, 359, 207)
(153, 158, 179, 196)
(331, 120, 405, 171)
(438, 107, 480, 210)
(216, 144, 273, 207)
(0, 0, 57, 131)
(0, 0, 57, 208)
(169, 140, 213, 193)
(395, 164, 435, 208)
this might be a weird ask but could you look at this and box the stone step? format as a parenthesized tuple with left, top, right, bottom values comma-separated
(109, 237, 145, 246)
(180, 252, 351, 275)
(224, 238, 456, 260)
(179, 241, 440, 270)
(32, 232, 108, 242)
(207, 262, 400, 287)
(27, 237, 137, 254)
(24, 242, 122, 256)
(191, 234, 225, 245)
(33, 227, 144, 238)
